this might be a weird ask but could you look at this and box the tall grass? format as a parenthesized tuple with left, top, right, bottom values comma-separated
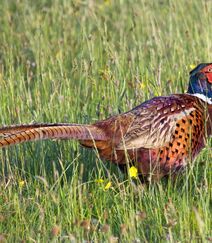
(0, 0, 211, 241)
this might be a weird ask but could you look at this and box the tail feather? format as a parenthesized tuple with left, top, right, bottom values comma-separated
(0, 123, 80, 136)
(0, 124, 108, 148)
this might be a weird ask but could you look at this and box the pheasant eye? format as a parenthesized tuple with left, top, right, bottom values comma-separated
(208, 68, 212, 72)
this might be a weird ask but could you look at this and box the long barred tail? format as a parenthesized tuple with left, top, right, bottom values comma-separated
(0, 123, 108, 148)
(0, 123, 78, 136)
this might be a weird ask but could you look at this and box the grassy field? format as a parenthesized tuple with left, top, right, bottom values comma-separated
(0, 0, 211, 242)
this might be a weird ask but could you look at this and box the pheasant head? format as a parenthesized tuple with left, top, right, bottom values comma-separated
(188, 63, 212, 103)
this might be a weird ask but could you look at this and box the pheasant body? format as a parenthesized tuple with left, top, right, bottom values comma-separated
(0, 63, 212, 181)
(90, 94, 211, 179)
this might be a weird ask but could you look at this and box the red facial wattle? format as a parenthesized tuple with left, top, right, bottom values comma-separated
(205, 72, 212, 83)
(199, 64, 212, 83)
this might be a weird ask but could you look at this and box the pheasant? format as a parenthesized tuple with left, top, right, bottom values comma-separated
(0, 63, 211, 181)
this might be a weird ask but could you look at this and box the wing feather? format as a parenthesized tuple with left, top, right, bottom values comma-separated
(116, 95, 197, 150)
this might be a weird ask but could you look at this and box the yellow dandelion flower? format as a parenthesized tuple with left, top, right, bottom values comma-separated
(104, 182, 112, 190)
(140, 82, 146, 90)
(129, 166, 138, 178)
(19, 180, 25, 188)
(190, 64, 196, 70)
(95, 178, 104, 183)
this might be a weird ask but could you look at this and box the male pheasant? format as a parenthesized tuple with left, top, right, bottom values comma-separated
(0, 63, 211, 181)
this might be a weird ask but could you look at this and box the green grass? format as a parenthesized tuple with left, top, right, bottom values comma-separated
(0, 0, 211, 242)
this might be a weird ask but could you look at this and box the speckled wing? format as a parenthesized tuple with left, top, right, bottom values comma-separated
(116, 94, 201, 150)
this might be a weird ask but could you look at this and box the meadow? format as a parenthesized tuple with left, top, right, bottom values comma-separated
(0, 0, 211, 242)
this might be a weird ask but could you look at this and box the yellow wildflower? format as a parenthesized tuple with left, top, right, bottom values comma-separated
(190, 64, 196, 70)
(95, 178, 104, 183)
(140, 82, 146, 90)
(104, 182, 112, 190)
(129, 166, 138, 178)
(19, 180, 25, 188)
